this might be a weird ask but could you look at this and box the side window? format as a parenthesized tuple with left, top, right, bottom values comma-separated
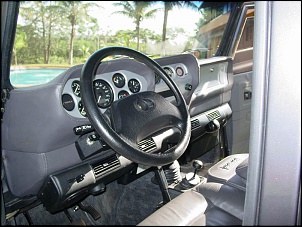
(233, 9, 254, 74)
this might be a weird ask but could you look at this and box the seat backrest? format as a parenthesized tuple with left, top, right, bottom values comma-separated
(206, 153, 249, 191)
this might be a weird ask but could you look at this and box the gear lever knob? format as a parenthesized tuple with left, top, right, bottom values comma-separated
(192, 160, 203, 177)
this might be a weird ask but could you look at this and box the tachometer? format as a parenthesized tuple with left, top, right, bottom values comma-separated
(93, 79, 114, 108)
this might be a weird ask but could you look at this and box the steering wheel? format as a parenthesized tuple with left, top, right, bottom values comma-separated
(80, 47, 191, 166)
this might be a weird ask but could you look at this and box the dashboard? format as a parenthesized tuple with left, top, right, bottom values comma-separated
(2, 52, 233, 207)
(61, 54, 199, 118)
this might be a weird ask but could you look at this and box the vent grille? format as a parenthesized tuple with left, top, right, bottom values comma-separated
(206, 110, 221, 121)
(191, 119, 201, 130)
(92, 154, 120, 178)
(138, 138, 156, 152)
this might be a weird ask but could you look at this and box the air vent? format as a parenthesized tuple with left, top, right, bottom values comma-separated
(191, 119, 201, 130)
(91, 154, 120, 178)
(138, 138, 156, 152)
(206, 110, 221, 121)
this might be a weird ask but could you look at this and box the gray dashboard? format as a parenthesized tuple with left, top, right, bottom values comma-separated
(61, 54, 199, 118)
(1, 53, 233, 197)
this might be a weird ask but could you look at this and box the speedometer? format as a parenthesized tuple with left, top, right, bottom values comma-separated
(93, 79, 114, 108)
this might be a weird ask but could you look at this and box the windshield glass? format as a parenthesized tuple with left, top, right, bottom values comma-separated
(11, 1, 234, 87)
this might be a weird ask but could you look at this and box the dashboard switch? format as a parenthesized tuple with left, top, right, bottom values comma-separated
(75, 131, 109, 160)
(185, 83, 192, 91)
(89, 133, 100, 141)
(76, 174, 85, 183)
(73, 124, 94, 135)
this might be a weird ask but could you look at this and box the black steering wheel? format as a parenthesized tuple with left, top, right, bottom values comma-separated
(80, 47, 191, 166)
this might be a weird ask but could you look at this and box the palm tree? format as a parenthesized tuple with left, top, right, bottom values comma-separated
(161, 1, 200, 56)
(113, 1, 159, 51)
(58, 1, 100, 65)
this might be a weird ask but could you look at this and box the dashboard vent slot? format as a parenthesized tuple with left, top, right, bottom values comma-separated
(92, 154, 120, 178)
(206, 110, 221, 121)
(138, 138, 156, 152)
(191, 119, 201, 130)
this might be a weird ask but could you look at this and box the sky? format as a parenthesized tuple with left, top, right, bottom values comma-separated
(88, 1, 202, 37)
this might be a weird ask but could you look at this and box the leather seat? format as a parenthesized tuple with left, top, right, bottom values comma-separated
(206, 154, 249, 191)
(138, 154, 248, 226)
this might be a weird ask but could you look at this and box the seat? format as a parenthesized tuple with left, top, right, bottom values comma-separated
(138, 154, 249, 226)
(207, 153, 249, 191)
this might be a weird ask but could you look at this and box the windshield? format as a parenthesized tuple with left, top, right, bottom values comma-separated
(11, 1, 234, 87)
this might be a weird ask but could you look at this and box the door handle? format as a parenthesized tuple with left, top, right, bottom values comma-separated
(244, 91, 252, 100)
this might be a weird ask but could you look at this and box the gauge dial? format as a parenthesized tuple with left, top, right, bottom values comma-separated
(112, 73, 125, 88)
(93, 79, 114, 108)
(128, 79, 140, 93)
(163, 67, 173, 77)
(176, 66, 184, 77)
(78, 101, 87, 117)
(71, 80, 81, 97)
(154, 73, 161, 84)
(118, 90, 129, 99)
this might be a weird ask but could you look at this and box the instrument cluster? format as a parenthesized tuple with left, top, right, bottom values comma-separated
(62, 70, 148, 118)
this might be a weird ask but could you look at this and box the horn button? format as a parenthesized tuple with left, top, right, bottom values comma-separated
(135, 98, 155, 111)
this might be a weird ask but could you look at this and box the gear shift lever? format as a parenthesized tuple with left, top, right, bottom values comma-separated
(180, 160, 204, 190)
(193, 160, 203, 178)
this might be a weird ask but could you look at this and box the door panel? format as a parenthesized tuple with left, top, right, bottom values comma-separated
(226, 10, 254, 155)
(227, 71, 252, 154)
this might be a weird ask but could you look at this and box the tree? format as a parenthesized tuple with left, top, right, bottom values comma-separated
(12, 27, 27, 65)
(160, 1, 200, 56)
(113, 1, 159, 51)
(114, 30, 136, 47)
(19, 1, 61, 64)
(58, 1, 100, 65)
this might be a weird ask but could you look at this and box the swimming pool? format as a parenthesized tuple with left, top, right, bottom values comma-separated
(10, 68, 67, 87)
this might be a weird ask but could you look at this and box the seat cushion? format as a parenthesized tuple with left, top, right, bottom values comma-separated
(195, 182, 245, 221)
(137, 190, 208, 226)
(138, 185, 244, 226)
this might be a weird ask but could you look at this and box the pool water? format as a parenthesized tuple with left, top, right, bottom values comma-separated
(10, 68, 67, 87)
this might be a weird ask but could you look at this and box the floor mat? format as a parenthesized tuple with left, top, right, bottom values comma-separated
(113, 171, 166, 225)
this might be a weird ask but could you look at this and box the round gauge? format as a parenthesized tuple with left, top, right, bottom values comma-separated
(128, 79, 141, 93)
(154, 73, 161, 84)
(93, 79, 114, 108)
(176, 66, 185, 77)
(163, 67, 173, 77)
(118, 90, 129, 99)
(112, 73, 125, 88)
(71, 80, 81, 97)
(78, 101, 87, 117)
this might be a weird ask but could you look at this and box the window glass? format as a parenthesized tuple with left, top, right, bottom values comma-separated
(233, 9, 254, 74)
(11, 1, 234, 87)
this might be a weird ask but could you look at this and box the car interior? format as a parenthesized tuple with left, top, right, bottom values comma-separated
(1, 1, 301, 226)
